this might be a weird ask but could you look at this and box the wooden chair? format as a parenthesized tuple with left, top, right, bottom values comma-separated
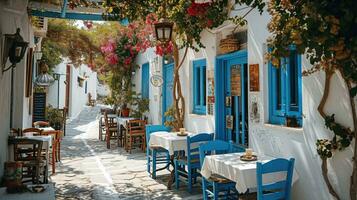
(22, 128, 42, 136)
(175, 133, 213, 192)
(125, 119, 146, 153)
(104, 112, 118, 149)
(40, 130, 59, 174)
(33, 121, 50, 128)
(13, 138, 45, 184)
(146, 125, 171, 179)
(199, 140, 239, 200)
(257, 158, 295, 200)
(10, 128, 21, 136)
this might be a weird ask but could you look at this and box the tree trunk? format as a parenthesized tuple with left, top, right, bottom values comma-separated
(321, 158, 341, 200)
(344, 78, 357, 200)
(171, 43, 188, 131)
(317, 70, 341, 200)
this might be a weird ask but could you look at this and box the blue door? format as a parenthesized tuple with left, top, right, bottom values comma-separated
(162, 62, 174, 123)
(215, 50, 248, 147)
(141, 63, 150, 99)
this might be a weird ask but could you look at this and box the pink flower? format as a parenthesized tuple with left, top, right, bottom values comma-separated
(106, 53, 119, 65)
(124, 57, 132, 65)
(145, 13, 158, 25)
(155, 45, 164, 56)
(101, 39, 116, 53)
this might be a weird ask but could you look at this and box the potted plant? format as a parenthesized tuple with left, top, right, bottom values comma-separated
(131, 95, 149, 119)
(46, 105, 65, 130)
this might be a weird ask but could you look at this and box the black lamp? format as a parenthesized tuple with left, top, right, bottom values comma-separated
(2, 28, 28, 72)
(154, 18, 173, 43)
(154, 2, 173, 43)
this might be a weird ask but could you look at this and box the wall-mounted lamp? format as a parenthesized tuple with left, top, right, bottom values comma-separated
(154, 18, 173, 43)
(154, 1, 173, 43)
(2, 28, 28, 73)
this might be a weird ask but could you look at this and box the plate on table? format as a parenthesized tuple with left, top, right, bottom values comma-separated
(240, 155, 257, 161)
(176, 132, 188, 136)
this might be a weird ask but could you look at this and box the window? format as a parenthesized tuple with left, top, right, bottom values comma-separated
(193, 59, 207, 115)
(141, 63, 149, 99)
(269, 47, 302, 126)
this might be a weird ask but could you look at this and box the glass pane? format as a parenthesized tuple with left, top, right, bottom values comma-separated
(195, 67, 200, 105)
(202, 67, 206, 106)
(276, 68, 282, 110)
(289, 50, 298, 111)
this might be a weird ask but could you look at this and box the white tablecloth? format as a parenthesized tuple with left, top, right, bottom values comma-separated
(19, 135, 52, 148)
(116, 117, 135, 127)
(39, 127, 55, 132)
(148, 131, 197, 155)
(200, 152, 299, 193)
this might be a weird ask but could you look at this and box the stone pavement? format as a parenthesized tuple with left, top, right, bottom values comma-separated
(50, 106, 203, 200)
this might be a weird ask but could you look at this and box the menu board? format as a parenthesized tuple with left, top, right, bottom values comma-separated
(231, 65, 241, 96)
(249, 64, 259, 91)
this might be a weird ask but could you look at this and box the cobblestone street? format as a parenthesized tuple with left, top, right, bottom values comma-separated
(51, 106, 202, 200)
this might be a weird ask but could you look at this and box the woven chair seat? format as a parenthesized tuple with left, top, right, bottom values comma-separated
(208, 174, 233, 184)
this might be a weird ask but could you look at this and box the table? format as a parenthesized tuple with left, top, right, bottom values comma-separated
(149, 131, 198, 155)
(149, 131, 198, 189)
(200, 152, 299, 193)
(0, 184, 55, 200)
(8, 136, 52, 183)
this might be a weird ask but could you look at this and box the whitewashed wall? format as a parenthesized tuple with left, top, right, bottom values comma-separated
(68, 63, 97, 119)
(0, 0, 35, 177)
(47, 61, 67, 109)
(134, 4, 355, 200)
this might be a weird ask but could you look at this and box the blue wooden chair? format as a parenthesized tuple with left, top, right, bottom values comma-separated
(256, 158, 295, 200)
(146, 125, 171, 179)
(174, 133, 213, 193)
(199, 140, 239, 200)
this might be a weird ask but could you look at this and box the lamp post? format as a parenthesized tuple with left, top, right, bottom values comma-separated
(1, 28, 28, 128)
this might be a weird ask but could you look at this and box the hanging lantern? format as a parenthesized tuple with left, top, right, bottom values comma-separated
(154, 18, 173, 43)
(34, 61, 54, 87)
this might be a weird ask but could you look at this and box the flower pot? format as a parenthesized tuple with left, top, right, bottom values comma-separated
(121, 108, 130, 117)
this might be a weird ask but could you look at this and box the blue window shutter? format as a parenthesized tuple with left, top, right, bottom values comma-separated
(141, 63, 149, 99)
(269, 47, 302, 126)
(193, 59, 207, 115)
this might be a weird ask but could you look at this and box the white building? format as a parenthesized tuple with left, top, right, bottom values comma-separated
(133, 4, 354, 200)
(47, 59, 97, 119)
(0, 0, 39, 177)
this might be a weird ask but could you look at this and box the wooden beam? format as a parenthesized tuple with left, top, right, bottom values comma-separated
(30, 9, 128, 24)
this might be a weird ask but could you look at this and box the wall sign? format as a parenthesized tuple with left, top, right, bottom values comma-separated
(207, 74, 215, 115)
(249, 64, 259, 91)
(231, 65, 241, 96)
(226, 115, 233, 129)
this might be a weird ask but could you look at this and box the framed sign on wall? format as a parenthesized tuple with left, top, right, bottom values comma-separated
(249, 64, 259, 91)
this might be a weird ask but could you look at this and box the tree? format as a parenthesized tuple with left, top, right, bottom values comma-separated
(234, 0, 357, 199)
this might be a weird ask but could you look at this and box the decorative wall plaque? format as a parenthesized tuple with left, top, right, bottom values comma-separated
(231, 65, 241, 96)
(226, 115, 233, 129)
(249, 64, 259, 91)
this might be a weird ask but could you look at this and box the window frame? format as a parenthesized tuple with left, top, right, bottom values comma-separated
(268, 47, 302, 126)
(192, 59, 207, 115)
(141, 62, 150, 99)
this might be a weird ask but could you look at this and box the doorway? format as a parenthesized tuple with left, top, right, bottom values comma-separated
(215, 50, 248, 147)
(162, 62, 174, 124)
